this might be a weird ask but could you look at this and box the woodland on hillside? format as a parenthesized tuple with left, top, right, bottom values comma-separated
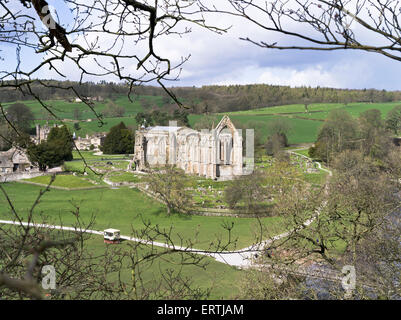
(1, 81, 399, 114)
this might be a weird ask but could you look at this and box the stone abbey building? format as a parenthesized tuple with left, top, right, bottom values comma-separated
(133, 115, 246, 179)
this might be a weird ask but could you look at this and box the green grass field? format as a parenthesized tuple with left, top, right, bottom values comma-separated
(213, 101, 401, 144)
(81, 235, 245, 299)
(0, 183, 287, 250)
(224, 101, 401, 117)
(9, 95, 400, 144)
(107, 172, 141, 183)
(23, 174, 96, 188)
(36, 116, 138, 138)
(2, 95, 165, 120)
(92, 233, 246, 299)
(189, 114, 322, 144)
(222, 103, 346, 115)
(0, 223, 244, 299)
(72, 151, 131, 160)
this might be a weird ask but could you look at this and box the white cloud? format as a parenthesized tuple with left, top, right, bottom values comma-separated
(6, 1, 401, 91)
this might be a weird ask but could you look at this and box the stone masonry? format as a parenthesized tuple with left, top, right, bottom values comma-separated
(133, 115, 248, 179)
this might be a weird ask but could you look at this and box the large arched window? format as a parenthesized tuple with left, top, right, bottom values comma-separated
(218, 127, 234, 165)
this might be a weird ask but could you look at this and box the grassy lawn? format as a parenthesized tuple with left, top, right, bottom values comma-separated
(302, 170, 329, 185)
(206, 101, 401, 145)
(107, 172, 141, 183)
(222, 103, 346, 115)
(72, 151, 131, 160)
(3, 99, 107, 120)
(64, 159, 132, 184)
(35, 116, 138, 138)
(291, 102, 401, 121)
(189, 114, 323, 144)
(23, 174, 97, 188)
(224, 101, 401, 117)
(63, 161, 107, 185)
(82, 235, 245, 299)
(0, 224, 244, 299)
(0, 183, 288, 250)
(3, 95, 159, 120)
(17, 98, 400, 148)
(293, 149, 311, 157)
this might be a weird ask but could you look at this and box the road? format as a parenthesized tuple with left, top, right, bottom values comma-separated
(0, 202, 325, 269)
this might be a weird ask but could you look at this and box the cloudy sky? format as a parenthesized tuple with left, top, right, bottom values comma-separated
(158, 4, 401, 91)
(166, 24, 400, 90)
(2, 0, 401, 91)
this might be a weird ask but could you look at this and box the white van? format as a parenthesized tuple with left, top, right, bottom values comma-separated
(103, 228, 121, 243)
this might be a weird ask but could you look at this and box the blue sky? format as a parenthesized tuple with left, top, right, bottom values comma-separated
(2, 1, 401, 91)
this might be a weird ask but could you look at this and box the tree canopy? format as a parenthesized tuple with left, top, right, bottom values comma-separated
(4, 103, 34, 134)
(309, 109, 359, 162)
(27, 125, 73, 171)
(101, 122, 134, 154)
(385, 105, 401, 135)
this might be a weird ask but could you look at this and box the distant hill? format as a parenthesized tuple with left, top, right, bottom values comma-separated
(1, 80, 400, 114)
(2, 81, 401, 145)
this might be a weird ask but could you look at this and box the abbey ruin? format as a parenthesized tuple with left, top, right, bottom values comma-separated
(133, 115, 249, 179)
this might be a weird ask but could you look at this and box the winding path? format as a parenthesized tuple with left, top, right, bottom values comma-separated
(0, 212, 324, 268)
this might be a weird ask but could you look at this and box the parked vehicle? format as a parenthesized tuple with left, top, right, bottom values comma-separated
(103, 228, 121, 244)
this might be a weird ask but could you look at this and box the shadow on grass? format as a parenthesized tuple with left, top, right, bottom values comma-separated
(148, 207, 193, 221)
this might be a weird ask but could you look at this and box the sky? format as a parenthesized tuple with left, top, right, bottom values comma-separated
(162, 24, 399, 90)
(2, 0, 401, 91)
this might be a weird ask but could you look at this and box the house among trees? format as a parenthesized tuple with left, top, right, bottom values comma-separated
(34, 123, 59, 144)
(71, 96, 104, 103)
(0, 147, 34, 174)
(134, 115, 247, 179)
(74, 133, 106, 151)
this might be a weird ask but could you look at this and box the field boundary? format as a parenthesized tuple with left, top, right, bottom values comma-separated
(136, 185, 274, 218)
(16, 180, 109, 191)
(103, 178, 137, 187)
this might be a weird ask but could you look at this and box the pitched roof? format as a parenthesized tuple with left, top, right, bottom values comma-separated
(0, 147, 30, 167)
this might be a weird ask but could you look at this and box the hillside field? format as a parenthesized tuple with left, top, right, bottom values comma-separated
(7, 96, 398, 145)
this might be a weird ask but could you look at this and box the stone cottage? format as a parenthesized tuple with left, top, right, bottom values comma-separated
(0, 147, 34, 174)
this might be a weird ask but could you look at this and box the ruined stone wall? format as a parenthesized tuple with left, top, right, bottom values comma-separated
(133, 116, 246, 179)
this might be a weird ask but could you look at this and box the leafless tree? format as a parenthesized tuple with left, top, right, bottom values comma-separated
(144, 166, 193, 215)
(249, 150, 401, 299)
(0, 0, 228, 182)
(200, 0, 401, 62)
(0, 0, 226, 127)
(0, 175, 238, 299)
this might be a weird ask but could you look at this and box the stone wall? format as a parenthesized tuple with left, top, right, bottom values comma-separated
(0, 171, 46, 183)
